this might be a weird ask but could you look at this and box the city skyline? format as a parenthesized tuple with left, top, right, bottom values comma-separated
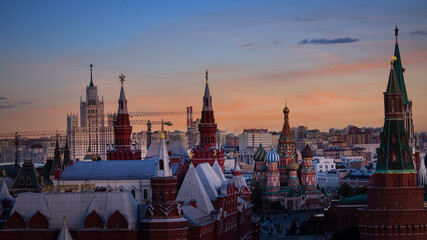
(1, 1, 427, 134)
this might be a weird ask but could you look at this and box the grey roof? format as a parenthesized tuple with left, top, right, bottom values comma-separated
(11, 191, 138, 230)
(61, 160, 156, 180)
(176, 165, 214, 215)
(182, 204, 214, 226)
(195, 163, 222, 201)
(57, 222, 72, 240)
(145, 140, 189, 160)
(213, 160, 226, 182)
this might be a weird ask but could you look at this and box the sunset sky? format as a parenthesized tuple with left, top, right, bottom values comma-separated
(1, 0, 426, 134)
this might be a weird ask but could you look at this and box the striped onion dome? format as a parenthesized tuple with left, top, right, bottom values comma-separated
(254, 142, 267, 162)
(266, 147, 280, 163)
(301, 144, 313, 159)
(287, 159, 299, 171)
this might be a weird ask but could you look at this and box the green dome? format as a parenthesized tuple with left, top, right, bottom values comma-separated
(287, 160, 299, 171)
(254, 142, 267, 162)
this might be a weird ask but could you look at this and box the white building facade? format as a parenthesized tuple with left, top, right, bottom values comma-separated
(67, 65, 114, 161)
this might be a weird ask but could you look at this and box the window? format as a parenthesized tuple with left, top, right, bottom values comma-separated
(159, 160, 164, 170)
(26, 177, 31, 186)
(144, 189, 148, 199)
(392, 99, 395, 113)
(392, 151, 398, 162)
(131, 190, 136, 199)
(20, 177, 25, 186)
(405, 150, 409, 163)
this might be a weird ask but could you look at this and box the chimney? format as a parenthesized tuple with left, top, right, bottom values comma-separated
(54, 169, 62, 180)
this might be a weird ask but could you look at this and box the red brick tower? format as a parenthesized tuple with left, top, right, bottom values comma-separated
(300, 144, 317, 191)
(358, 57, 427, 239)
(277, 104, 296, 186)
(192, 70, 225, 170)
(141, 121, 188, 240)
(107, 73, 141, 160)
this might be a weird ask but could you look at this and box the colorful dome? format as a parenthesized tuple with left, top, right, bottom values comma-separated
(266, 147, 280, 163)
(287, 160, 299, 171)
(301, 144, 313, 159)
(254, 142, 267, 162)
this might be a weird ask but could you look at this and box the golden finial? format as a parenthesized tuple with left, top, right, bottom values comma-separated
(259, 139, 262, 144)
(285, 98, 287, 107)
(63, 215, 66, 225)
(205, 70, 208, 84)
(213, 150, 217, 157)
(119, 73, 126, 87)
(161, 119, 165, 139)
(391, 56, 397, 65)
(234, 151, 239, 159)
(1, 169, 5, 179)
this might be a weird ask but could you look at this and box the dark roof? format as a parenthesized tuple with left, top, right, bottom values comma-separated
(301, 144, 313, 159)
(339, 194, 367, 203)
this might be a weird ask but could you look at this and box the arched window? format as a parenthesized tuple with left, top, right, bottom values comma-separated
(392, 151, 398, 162)
(159, 160, 164, 170)
(84, 210, 104, 229)
(20, 177, 25, 186)
(26, 177, 31, 186)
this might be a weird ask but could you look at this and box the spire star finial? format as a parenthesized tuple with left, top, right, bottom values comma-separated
(119, 73, 126, 87)
(395, 25, 399, 37)
(205, 70, 208, 84)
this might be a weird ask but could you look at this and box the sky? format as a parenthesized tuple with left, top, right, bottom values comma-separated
(0, 0, 427, 134)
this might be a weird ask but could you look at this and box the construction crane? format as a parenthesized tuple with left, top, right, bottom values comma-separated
(0, 130, 67, 139)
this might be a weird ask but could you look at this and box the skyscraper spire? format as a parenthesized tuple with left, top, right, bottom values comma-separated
(89, 64, 94, 87)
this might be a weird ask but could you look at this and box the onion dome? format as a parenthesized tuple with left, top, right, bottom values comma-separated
(283, 106, 290, 114)
(254, 142, 267, 162)
(266, 147, 280, 163)
(287, 159, 299, 171)
(301, 144, 313, 159)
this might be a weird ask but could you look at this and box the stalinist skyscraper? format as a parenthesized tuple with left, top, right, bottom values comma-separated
(67, 64, 114, 161)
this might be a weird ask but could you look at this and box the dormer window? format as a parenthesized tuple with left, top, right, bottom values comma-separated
(159, 159, 164, 170)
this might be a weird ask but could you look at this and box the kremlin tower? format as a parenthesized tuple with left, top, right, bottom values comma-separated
(141, 121, 188, 239)
(107, 73, 141, 160)
(392, 26, 421, 178)
(358, 56, 427, 239)
(191, 70, 225, 170)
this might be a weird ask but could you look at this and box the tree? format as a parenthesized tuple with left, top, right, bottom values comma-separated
(353, 186, 367, 196)
(287, 220, 298, 236)
(338, 183, 353, 199)
(250, 181, 264, 213)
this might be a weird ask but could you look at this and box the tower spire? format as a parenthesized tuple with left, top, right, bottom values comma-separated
(280, 104, 292, 140)
(89, 64, 94, 87)
(117, 73, 128, 114)
(393, 26, 408, 105)
(161, 119, 165, 139)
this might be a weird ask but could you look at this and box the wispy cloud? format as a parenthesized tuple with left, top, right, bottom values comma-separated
(294, 17, 318, 22)
(299, 37, 358, 45)
(410, 30, 427, 36)
(0, 100, 32, 109)
(235, 42, 255, 49)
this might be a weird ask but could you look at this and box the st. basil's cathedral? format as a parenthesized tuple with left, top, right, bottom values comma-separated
(252, 105, 326, 210)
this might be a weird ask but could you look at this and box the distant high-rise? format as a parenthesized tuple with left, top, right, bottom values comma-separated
(67, 64, 114, 161)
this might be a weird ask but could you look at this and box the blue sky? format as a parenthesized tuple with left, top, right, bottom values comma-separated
(1, 0, 427, 133)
